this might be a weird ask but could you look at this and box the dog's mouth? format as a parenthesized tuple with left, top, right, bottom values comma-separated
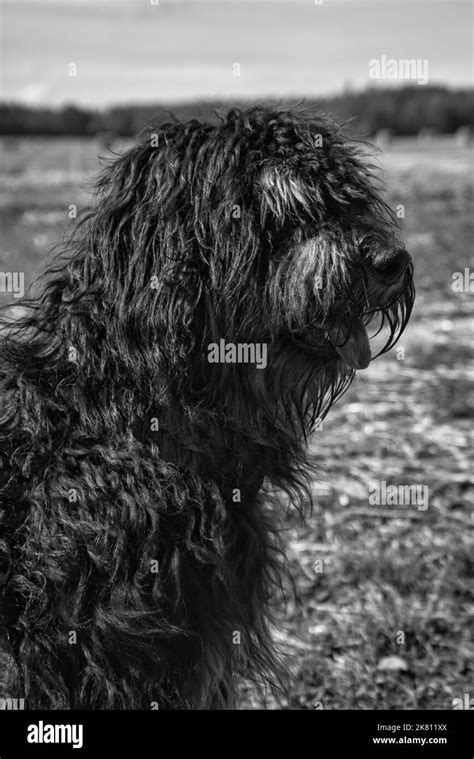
(326, 317, 371, 370)
(290, 316, 371, 371)
(292, 267, 415, 371)
(329, 273, 415, 370)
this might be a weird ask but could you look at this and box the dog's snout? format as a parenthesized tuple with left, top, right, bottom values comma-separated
(370, 248, 412, 281)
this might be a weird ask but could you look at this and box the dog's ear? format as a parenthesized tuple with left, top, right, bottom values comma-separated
(259, 165, 312, 221)
(77, 133, 208, 384)
(252, 112, 320, 222)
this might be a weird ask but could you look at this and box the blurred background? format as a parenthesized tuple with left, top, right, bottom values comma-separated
(0, 0, 472, 709)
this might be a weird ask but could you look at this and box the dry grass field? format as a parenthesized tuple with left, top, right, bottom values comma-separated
(0, 134, 472, 710)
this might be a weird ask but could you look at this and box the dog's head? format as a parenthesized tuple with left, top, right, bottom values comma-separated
(220, 108, 414, 355)
(81, 106, 414, 431)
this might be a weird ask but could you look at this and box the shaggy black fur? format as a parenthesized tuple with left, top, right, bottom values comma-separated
(0, 106, 414, 709)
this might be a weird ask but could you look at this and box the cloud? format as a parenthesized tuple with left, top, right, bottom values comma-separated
(16, 83, 50, 104)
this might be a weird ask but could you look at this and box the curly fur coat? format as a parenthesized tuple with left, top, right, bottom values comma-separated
(0, 106, 414, 709)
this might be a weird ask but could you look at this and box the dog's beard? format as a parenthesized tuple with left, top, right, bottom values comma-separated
(364, 265, 415, 358)
(325, 265, 415, 369)
(266, 227, 414, 370)
(278, 266, 414, 435)
(288, 263, 415, 373)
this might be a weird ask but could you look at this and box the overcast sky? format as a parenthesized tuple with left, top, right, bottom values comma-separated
(1, 0, 472, 106)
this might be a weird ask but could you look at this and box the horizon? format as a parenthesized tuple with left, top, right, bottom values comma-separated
(2, 81, 472, 114)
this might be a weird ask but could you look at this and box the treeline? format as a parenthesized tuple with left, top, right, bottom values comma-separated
(0, 86, 472, 137)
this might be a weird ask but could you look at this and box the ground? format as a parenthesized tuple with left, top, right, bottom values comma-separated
(0, 133, 472, 710)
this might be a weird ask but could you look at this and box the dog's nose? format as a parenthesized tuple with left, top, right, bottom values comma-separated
(370, 248, 412, 281)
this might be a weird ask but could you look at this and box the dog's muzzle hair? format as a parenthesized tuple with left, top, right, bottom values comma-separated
(0, 106, 414, 709)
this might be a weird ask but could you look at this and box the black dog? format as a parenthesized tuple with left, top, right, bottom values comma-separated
(0, 107, 414, 709)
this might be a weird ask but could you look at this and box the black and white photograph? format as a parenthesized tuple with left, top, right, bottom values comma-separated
(0, 0, 472, 751)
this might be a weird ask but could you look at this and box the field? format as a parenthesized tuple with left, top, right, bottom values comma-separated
(0, 135, 472, 710)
